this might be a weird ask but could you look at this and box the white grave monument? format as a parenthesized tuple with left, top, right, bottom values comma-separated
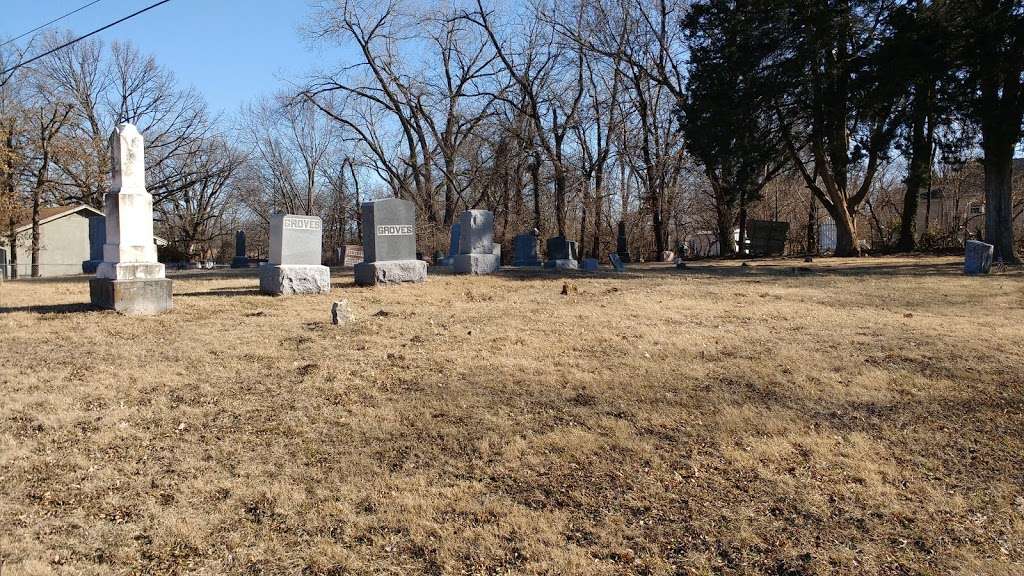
(451, 209, 500, 275)
(259, 213, 331, 295)
(89, 123, 172, 315)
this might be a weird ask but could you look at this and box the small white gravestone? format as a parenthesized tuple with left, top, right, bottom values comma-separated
(89, 123, 172, 315)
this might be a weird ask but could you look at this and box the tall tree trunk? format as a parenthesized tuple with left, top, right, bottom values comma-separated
(831, 203, 859, 257)
(579, 178, 590, 255)
(715, 200, 736, 257)
(983, 149, 1017, 262)
(898, 85, 931, 252)
(6, 215, 16, 279)
(531, 152, 543, 236)
(591, 169, 603, 259)
(806, 190, 817, 256)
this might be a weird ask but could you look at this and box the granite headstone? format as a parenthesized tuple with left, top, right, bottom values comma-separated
(545, 236, 579, 270)
(512, 233, 542, 266)
(231, 230, 248, 268)
(964, 240, 994, 275)
(452, 210, 500, 274)
(609, 253, 625, 272)
(260, 214, 330, 295)
(354, 198, 427, 285)
(616, 221, 631, 263)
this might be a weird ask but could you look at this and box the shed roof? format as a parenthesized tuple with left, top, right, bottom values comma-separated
(11, 204, 104, 234)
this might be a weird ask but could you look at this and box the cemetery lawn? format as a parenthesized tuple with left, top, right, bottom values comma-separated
(2, 256, 1023, 576)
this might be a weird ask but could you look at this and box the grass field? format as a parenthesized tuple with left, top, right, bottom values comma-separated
(1, 256, 1022, 575)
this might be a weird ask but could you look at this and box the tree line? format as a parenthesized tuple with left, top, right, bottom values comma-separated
(2, 0, 1022, 277)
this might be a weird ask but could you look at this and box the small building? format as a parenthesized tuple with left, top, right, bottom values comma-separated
(0, 205, 165, 279)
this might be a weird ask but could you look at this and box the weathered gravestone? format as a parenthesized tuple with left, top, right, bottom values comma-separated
(259, 214, 331, 295)
(616, 221, 631, 263)
(354, 198, 427, 285)
(582, 258, 599, 271)
(609, 253, 625, 272)
(512, 233, 542, 266)
(90, 123, 172, 315)
(231, 230, 248, 268)
(964, 240, 994, 275)
(452, 210, 500, 275)
(339, 244, 364, 267)
(545, 236, 579, 270)
(438, 223, 461, 266)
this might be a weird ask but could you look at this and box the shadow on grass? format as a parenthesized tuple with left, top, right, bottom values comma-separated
(0, 302, 97, 315)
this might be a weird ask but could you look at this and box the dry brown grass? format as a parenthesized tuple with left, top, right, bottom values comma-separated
(1, 256, 1022, 575)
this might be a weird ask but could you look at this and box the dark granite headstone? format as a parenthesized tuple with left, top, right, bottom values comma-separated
(609, 253, 625, 272)
(354, 198, 426, 285)
(447, 223, 462, 258)
(361, 198, 416, 262)
(964, 240, 994, 275)
(513, 233, 542, 266)
(231, 230, 248, 268)
(616, 221, 631, 263)
(546, 236, 578, 261)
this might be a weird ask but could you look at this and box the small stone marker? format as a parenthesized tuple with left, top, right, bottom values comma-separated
(964, 240, 994, 275)
(259, 214, 331, 295)
(544, 236, 579, 270)
(661, 250, 675, 262)
(512, 233, 542, 266)
(231, 230, 248, 268)
(582, 258, 599, 271)
(331, 300, 353, 325)
(616, 221, 631, 263)
(452, 210, 500, 275)
(354, 198, 427, 285)
(89, 123, 172, 315)
(609, 253, 625, 272)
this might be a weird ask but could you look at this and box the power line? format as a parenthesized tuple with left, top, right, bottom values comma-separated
(0, 0, 106, 49)
(1, 0, 174, 77)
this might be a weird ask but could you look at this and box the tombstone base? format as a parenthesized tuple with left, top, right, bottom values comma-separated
(581, 258, 600, 271)
(90, 277, 172, 315)
(512, 259, 542, 267)
(230, 257, 249, 268)
(354, 260, 427, 286)
(452, 253, 500, 275)
(260, 264, 331, 295)
(544, 259, 579, 271)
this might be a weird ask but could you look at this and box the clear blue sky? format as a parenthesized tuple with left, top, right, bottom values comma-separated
(3, 0, 331, 116)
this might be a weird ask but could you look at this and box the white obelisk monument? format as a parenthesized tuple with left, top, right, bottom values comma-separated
(89, 123, 172, 314)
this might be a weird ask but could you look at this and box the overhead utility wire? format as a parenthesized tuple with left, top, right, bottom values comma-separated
(1, 0, 174, 77)
(0, 0, 105, 48)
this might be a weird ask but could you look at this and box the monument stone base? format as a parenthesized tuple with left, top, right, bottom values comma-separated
(230, 257, 249, 268)
(354, 260, 427, 286)
(582, 258, 599, 271)
(452, 253, 500, 275)
(545, 259, 579, 271)
(90, 277, 173, 315)
(260, 264, 331, 295)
